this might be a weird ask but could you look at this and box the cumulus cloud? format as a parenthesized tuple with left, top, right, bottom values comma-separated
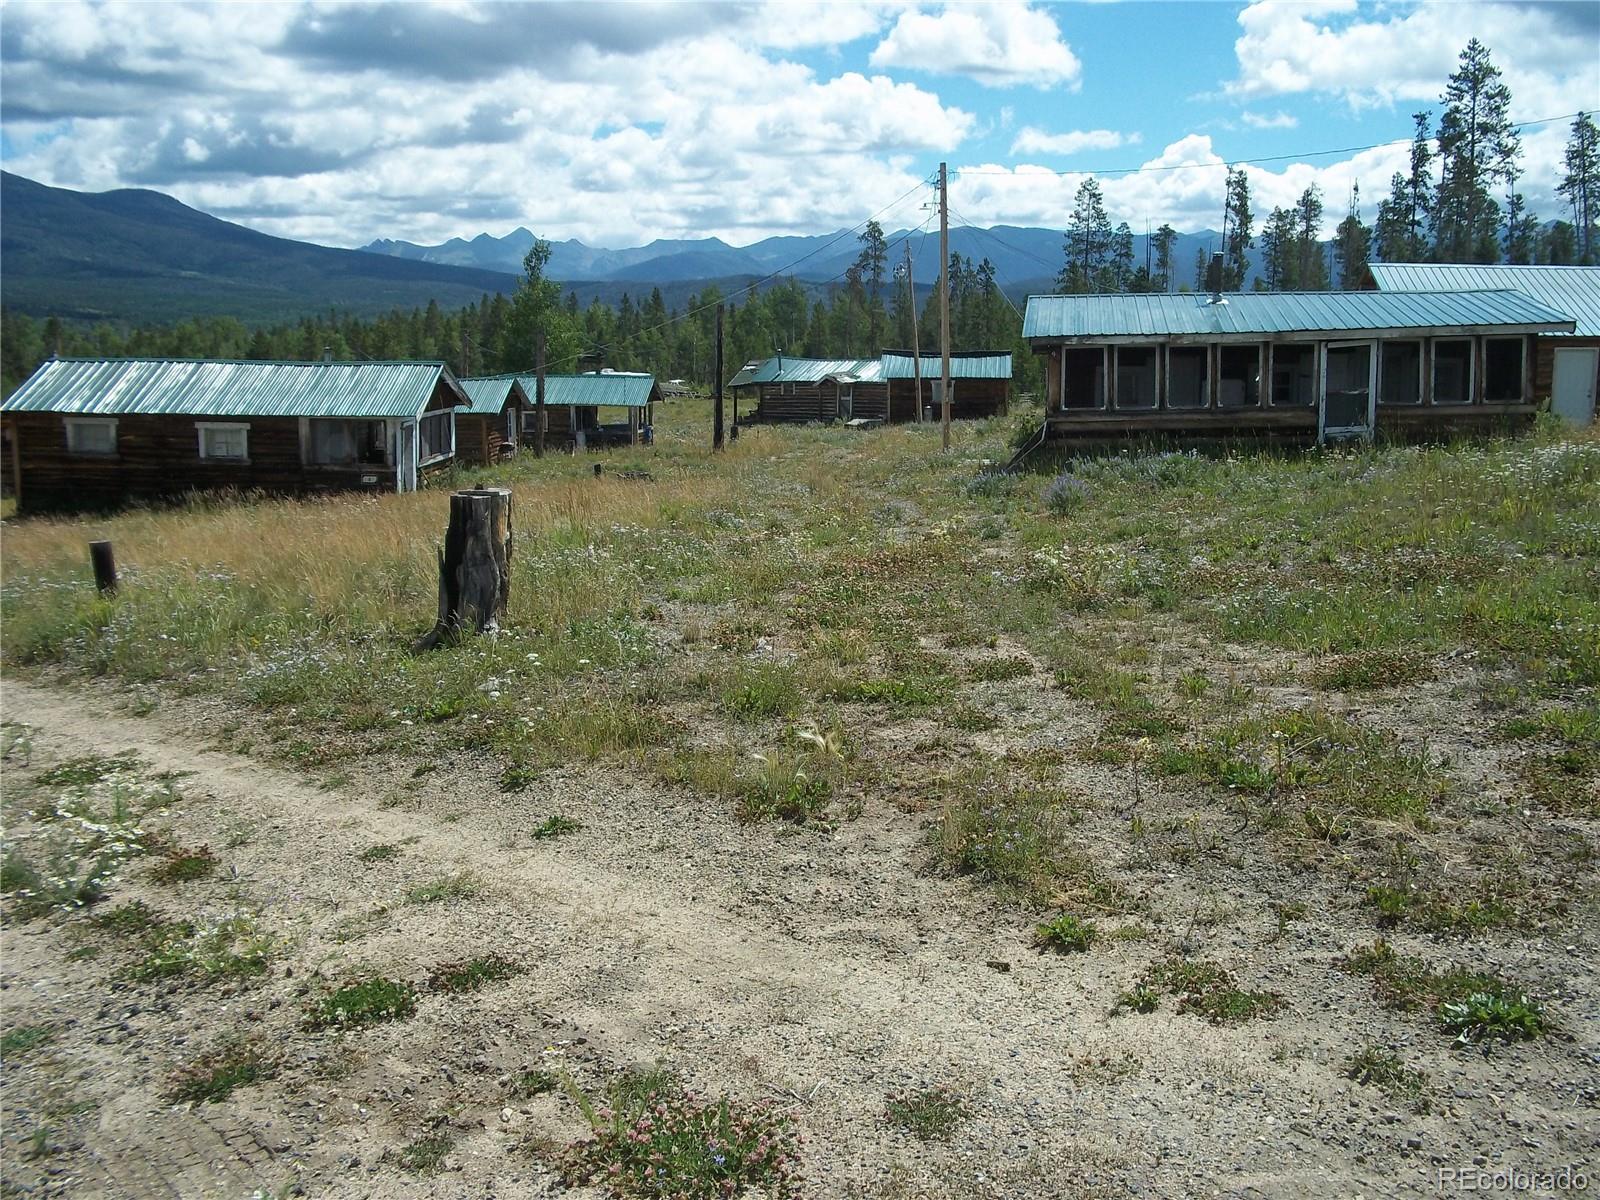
(1011, 127, 1139, 156)
(869, 3, 1082, 89)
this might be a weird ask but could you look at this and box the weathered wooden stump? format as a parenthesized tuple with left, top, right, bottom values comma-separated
(89, 540, 118, 594)
(415, 487, 513, 651)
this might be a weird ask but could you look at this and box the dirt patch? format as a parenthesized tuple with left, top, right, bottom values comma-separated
(2, 676, 1596, 1198)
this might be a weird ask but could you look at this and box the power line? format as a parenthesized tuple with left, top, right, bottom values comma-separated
(953, 110, 1584, 179)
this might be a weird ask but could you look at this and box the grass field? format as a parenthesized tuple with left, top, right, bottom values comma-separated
(2, 399, 1597, 1197)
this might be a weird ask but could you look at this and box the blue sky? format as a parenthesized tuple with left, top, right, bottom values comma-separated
(1, 2, 1594, 250)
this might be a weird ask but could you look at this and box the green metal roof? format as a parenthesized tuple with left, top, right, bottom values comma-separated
(726, 360, 766, 389)
(470, 372, 660, 408)
(1, 358, 465, 418)
(1022, 290, 1575, 340)
(458, 376, 528, 416)
(1368, 264, 1600, 337)
(880, 351, 1013, 380)
(734, 358, 884, 386)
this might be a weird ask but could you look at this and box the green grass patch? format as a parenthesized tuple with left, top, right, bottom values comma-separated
(128, 915, 275, 984)
(404, 873, 479, 905)
(967, 655, 1034, 683)
(427, 954, 522, 994)
(395, 1134, 454, 1173)
(884, 1085, 971, 1142)
(166, 1037, 279, 1104)
(148, 845, 219, 885)
(35, 751, 142, 787)
(307, 977, 417, 1029)
(1, 1025, 56, 1060)
(1344, 1047, 1430, 1113)
(532, 814, 584, 840)
(1344, 938, 1544, 1043)
(358, 843, 401, 863)
(1126, 956, 1282, 1024)
(1310, 650, 1434, 692)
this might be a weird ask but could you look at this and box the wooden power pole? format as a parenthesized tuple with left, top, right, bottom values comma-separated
(714, 304, 725, 450)
(939, 161, 952, 452)
(534, 332, 547, 458)
(906, 240, 923, 423)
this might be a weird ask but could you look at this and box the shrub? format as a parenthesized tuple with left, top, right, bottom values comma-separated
(1041, 471, 1092, 515)
(563, 1069, 802, 1198)
(1034, 913, 1098, 954)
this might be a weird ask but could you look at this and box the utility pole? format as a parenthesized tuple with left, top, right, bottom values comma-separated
(939, 161, 952, 452)
(905, 240, 923, 423)
(535, 332, 547, 458)
(713, 304, 725, 451)
(460, 331, 470, 379)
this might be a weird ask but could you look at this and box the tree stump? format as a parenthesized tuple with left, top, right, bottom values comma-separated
(415, 487, 513, 651)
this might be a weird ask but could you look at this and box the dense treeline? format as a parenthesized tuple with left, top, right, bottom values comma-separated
(2, 218, 1040, 398)
(1056, 40, 1599, 296)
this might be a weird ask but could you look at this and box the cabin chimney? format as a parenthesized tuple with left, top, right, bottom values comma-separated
(1206, 253, 1225, 304)
(322, 346, 333, 362)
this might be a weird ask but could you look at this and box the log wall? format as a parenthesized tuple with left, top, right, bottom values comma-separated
(457, 403, 522, 465)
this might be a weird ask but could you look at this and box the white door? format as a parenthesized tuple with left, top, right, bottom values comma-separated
(1552, 348, 1598, 425)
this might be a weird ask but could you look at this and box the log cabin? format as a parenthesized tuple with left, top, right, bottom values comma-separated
(456, 377, 527, 464)
(1021, 288, 1575, 446)
(1365, 263, 1600, 426)
(731, 351, 1012, 424)
(0, 357, 469, 513)
(465, 371, 661, 450)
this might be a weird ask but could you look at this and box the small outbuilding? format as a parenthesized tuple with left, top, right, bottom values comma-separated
(0, 357, 469, 513)
(1366, 263, 1600, 425)
(731, 351, 1012, 424)
(1021, 289, 1574, 445)
(456, 377, 527, 464)
(467, 371, 662, 450)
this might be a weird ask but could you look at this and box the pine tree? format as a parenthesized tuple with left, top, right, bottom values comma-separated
(1110, 222, 1136, 292)
(1294, 186, 1327, 289)
(1540, 221, 1577, 265)
(1557, 112, 1599, 263)
(854, 220, 889, 351)
(1260, 207, 1298, 290)
(1333, 183, 1372, 288)
(1059, 178, 1113, 292)
(1222, 167, 1254, 290)
(1151, 224, 1178, 292)
(1503, 192, 1538, 264)
(1434, 40, 1519, 263)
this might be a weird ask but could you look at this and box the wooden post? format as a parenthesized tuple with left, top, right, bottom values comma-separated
(939, 160, 952, 450)
(535, 332, 547, 458)
(415, 488, 513, 651)
(460, 331, 470, 379)
(907, 240, 922, 423)
(89, 541, 117, 594)
(714, 304, 725, 450)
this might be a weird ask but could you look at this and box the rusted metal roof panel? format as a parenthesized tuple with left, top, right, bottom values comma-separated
(880, 352, 1013, 380)
(1, 358, 462, 418)
(1368, 264, 1600, 337)
(1022, 290, 1575, 340)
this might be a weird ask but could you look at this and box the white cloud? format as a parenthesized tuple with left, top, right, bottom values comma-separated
(1011, 127, 1138, 156)
(1240, 110, 1297, 130)
(869, 3, 1082, 89)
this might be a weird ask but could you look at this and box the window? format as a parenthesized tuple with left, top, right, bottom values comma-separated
(1433, 339, 1474, 404)
(781, 382, 796, 396)
(1379, 341, 1423, 405)
(308, 419, 389, 465)
(1166, 346, 1209, 409)
(418, 410, 453, 463)
(1271, 344, 1317, 406)
(1484, 338, 1525, 403)
(197, 422, 249, 462)
(64, 417, 117, 456)
(506, 408, 518, 444)
(1219, 345, 1262, 408)
(1114, 347, 1157, 409)
(1061, 348, 1105, 409)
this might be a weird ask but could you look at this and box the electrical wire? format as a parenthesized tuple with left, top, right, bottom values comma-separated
(953, 110, 1584, 179)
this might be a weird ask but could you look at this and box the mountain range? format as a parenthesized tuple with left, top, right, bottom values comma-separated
(2, 171, 1237, 329)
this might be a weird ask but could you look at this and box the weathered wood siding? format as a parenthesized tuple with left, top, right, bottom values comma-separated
(456, 400, 522, 465)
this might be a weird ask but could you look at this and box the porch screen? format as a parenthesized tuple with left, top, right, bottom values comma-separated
(419, 410, 454, 463)
(1484, 339, 1524, 402)
(1433, 340, 1473, 404)
(1380, 342, 1423, 405)
(1271, 345, 1316, 406)
(1218, 346, 1261, 408)
(1114, 347, 1157, 409)
(1167, 347, 1208, 408)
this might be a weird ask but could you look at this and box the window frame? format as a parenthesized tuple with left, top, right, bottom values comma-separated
(1483, 336, 1526, 404)
(1112, 345, 1159, 410)
(63, 416, 119, 457)
(1165, 344, 1211, 410)
(1378, 339, 1425, 406)
(418, 409, 454, 465)
(1430, 337, 1476, 406)
(196, 421, 250, 463)
(1218, 343, 1265, 409)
